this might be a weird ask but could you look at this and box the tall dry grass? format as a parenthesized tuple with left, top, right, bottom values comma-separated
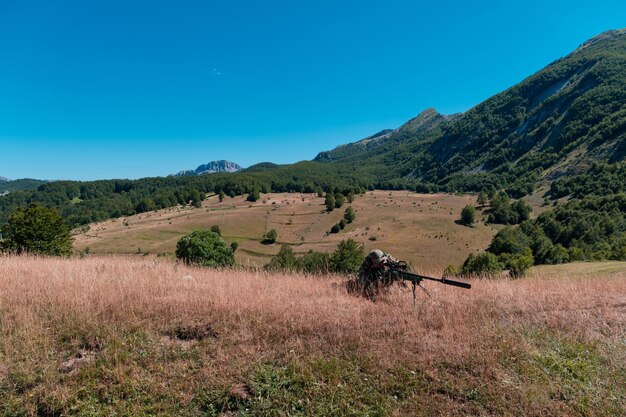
(1, 255, 625, 415)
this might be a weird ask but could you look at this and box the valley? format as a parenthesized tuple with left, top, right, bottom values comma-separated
(74, 191, 500, 271)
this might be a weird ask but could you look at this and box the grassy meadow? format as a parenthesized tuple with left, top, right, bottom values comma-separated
(73, 191, 499, 271)
(1, 255, 625, 416)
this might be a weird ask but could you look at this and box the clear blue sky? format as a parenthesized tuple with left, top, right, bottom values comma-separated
(1, 0, 624, 180)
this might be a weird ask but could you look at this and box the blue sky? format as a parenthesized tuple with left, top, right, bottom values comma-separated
(1, 0, 624, 180)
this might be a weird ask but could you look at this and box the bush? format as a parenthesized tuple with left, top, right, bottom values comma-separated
(460, 205, 476, 226)
(264, 245, 298, 271)
(0, 203, 73, 257)
(299, 251, 331, 274)
(210, 225, 221, 236)
(247, 189, 260, 202)
(330, 239, 364, 274)
(338, 218, 347, 230)
(501, 248, 534, 278)
(325, 194, 335, 212)
(343, 206, 356, 223)
(334, 194, 346, 209)
(330, 224, 341, 234)
(230, 241, 239, 253)
(175, 230, 235, 267)
(263, 229, 278, 244)
(460, 252, 502, 277)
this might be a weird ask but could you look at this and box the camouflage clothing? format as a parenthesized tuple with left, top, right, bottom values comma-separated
(351, 250, 398, 298)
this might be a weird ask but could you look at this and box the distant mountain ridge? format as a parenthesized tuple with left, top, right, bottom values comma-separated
(173, 160, 242, 176)
(0, 178, 47, 193)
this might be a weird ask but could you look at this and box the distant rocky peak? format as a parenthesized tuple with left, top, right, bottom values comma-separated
(173, 160, 242, 176)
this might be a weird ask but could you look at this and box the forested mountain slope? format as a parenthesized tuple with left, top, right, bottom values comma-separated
(313, 29, 626, 196)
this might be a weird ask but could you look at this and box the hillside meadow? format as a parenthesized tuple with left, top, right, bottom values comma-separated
(1, 255, 624, 416)
(73, 191, 499, 270)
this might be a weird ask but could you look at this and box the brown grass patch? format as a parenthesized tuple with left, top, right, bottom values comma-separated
(1, 255, 624, 415)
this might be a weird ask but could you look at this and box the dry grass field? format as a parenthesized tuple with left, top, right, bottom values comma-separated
(73, 191, 499, 271)
(1, 255, 624, 416)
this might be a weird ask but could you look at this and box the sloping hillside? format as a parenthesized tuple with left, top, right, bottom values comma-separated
(314, 29, 626, 195)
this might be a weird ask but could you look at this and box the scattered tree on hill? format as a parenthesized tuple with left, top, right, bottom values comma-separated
(264, 244, 298, 271)
(460, 205, 476, 226)
(343, 206, 356, 223)
(175, 230, 235, 267)
(330, 239, 364, 274)
(210, 225, 221, 236)
(0, 203, 73, 257)
(219, 190, 225, 202)
(334, 194, 346, 209)
(325, 193, 335, 212)
(263, 229, 278, 244)
(299, 251, 331, 274)
(230, 241, 239, 253)
(459, 252, 501, 277)
(247, 189, 260, 202)
(477, 192, 488, 207)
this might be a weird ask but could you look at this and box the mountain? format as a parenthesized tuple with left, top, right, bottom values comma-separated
(312, 29, 626, 195)
(174, 160, 242, 176)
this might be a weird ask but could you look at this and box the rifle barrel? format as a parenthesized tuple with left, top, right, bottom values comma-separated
(399, 271, 471, 289)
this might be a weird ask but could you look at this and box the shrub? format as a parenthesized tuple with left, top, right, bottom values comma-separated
(219, 191, 225, 202)
(263, 229, 278, 244)
(330, 224, 341, 234)
(477, 192, 488, 207)
(210, 225, 221, 236)
(264, 245, 298, 271)
(230, 241, 239, 253)
(299, 251, 331, 274)
(460, 252, 502, 277)
(343, 206, 356, 223)
(338, 218, 347, 230)
(175, 230, 235, 267)
(501, 248, 534, 278)
(330, 239, 364, 274)
(325, 194, 335, 212)
(0, 203, 73, 257)
(460, 205, 476, 226)
(334, 194, 346, 209)
(247, 189, 260, 202)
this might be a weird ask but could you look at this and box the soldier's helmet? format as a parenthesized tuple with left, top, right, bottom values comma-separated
(365, 249, 386, 269)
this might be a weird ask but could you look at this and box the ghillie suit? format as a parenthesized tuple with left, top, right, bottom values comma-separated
(347, 249, 403, 299)
(347, 249, 472, 301)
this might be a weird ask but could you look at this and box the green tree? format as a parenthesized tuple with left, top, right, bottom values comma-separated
(325, 193, 335, 212)
(175, 230, 235, 267)
(219, 190, 225, 202)
(460, 252, 502, 277)
(330, 224, 341, 234)
(264, 245, 298, 271)
(136, 198, 156, 213)
(230, 241, 239, 253)
(477, 192, 488, 207)
(263, 229, 278, 244)
(299, 251, 331, 274)
(335, 193, 346, 209)
(247, 189, 260, 202)
(460, 205, 476, 226)
(210, 225, 221, 236)
(501, 248, 534, 278)
(330, 239, 364, 273)
(343, 206, 356, 223)
(0, 203, 73, 256)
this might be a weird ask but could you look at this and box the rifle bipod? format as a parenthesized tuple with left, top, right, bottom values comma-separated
(411, 280, 432, 306)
